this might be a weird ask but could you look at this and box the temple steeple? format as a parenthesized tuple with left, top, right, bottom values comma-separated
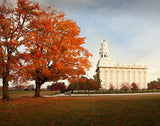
(96, 38, 147, 89)
(99, 39, 109, 59)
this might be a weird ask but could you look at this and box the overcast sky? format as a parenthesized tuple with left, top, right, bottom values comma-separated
(1, 0, 160, 84)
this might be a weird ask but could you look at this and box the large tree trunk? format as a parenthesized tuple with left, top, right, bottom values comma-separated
(34, 80, 42, 97)
(2, 77, 9, 100)
(2, 53, 11, 100)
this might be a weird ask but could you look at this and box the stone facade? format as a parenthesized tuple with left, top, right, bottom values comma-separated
(96, 40, 148, 89)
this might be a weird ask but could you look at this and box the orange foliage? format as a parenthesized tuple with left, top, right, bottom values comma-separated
(0, 0, 40, 99)
(22, 5, 92, 96)
(0, 0, 92, 98)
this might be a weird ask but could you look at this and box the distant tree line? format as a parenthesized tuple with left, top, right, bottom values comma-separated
(147, 78, 160, 89)
(0, 84, 34, 91)
(67, 77, 101, 91)
(46, 78, 160, 93)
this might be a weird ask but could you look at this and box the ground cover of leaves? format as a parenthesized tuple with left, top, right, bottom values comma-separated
(0, 95, 160, 126)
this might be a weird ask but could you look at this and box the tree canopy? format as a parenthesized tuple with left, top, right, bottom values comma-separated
(0, 0, 40, 99)
(0, 0, 92, 99)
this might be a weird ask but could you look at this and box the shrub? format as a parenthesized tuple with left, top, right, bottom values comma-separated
(120, 83, 130, 91)
(109, 84, 115, 90)
(49, 82, 66, 92)
(148, 83, 160, 89)
(131, 83, 138, 90)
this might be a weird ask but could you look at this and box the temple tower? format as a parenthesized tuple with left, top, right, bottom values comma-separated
(96, 39, 147, 89)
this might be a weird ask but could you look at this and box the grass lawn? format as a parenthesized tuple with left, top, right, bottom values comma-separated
(0, 95, 160, 126)
(0, 90, 59, 99)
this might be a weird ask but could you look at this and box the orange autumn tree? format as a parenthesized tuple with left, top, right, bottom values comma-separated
(23, 7, 92, 97)
(0, 0, 40, 99)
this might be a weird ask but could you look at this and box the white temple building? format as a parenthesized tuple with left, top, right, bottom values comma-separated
(96, 40, 148, 89)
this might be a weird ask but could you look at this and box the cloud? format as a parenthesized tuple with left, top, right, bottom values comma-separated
(38, 0, 160, 19)
(82, 10, 160, 81)
(39, 0, 95, 11)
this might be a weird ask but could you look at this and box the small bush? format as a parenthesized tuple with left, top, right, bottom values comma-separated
(109, 84, 115, 90)
(49, 82, 66, 92)
(120, 83, 130, 91)
(131, 83, 138, 90)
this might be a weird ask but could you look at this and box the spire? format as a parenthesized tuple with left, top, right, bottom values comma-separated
(99, 39, 109, 59)
(103, 37, 105, 42)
